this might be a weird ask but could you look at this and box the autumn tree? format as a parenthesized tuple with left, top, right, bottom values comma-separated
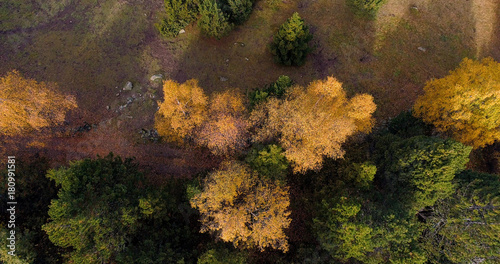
(196, 91, 249, 156)
(190, 161, 291, 252)
(413, 57, 500, 148)
(0, 70, 77, 136)
(155, 79, 208, 144)
(251, 76, 376, 173)
(270, 12, 313, 66)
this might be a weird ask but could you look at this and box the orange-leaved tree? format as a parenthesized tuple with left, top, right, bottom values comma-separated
(155, 79, 208, 144)
(250, 76, 376, 173)
(190, 161, 291, 252)
(196, 91, 249, 156)
(0, 70, 77, 136)
(413, 57, 500, 149)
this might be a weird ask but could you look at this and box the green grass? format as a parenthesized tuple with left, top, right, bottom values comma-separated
(0, 0, 155, 121)
(0, 0, 73, 31)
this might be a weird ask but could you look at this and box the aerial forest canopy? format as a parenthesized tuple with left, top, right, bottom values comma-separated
(1, 0, 499, 263)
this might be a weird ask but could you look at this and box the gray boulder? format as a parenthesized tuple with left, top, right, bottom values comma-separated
(123, 81, 133, 91)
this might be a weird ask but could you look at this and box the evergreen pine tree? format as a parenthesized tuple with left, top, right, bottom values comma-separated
(198, 0, 232, 39)
(157, 0, 198, 38)
(346, 0, 386, 18)
(270, 12, 313, 66)
(220, 0, 254, 25)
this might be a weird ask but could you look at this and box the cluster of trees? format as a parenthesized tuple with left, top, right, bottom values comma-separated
(152, 56, 499, 263)
(1, 55, 499, 262)
(157, 0, 389, 64)
(157, 0, 256, 39)
(155, 75, 376, 172)
(1, 154, 200, 263)
(158, 3, 314, 66)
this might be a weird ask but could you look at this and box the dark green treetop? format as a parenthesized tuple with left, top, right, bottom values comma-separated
(270, 12, 313, 66)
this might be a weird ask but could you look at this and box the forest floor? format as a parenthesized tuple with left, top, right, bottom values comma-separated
(1, 0, 499, 179)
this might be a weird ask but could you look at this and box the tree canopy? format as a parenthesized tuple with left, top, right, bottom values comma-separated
(196, 91, 249, 156)
(190, 161, 291, 252)
(42, 154, 158, 263)
(413, 57, 500, 149)
(198, 0, 232, 39)
(251, 76, 376, 173)
(0, 70, 77, 136)
(376, 135, 472, 211)
(155, 79, 208, 144)
(270, 12, 313, 66)
(421, 170, 500, 263)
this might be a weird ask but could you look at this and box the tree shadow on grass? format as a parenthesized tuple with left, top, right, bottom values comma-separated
(336, 0, 477, 119)
(488, 0, 500, 61)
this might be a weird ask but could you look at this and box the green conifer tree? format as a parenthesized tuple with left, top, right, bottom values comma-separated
(270, 12, 313, 66)
(220, 0, 254, 25)
(198, 0, 232, 39)
(346, 0, 386, 18)
(157, 0, 199, 37)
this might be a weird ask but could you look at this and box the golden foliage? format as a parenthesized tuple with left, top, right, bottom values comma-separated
(0, 70, 77, 136)
(413, 57, 500, 148)
(154, 79, 208, 143)
(190, 161, 291, 252)
(251, 76, 376, 173)
(196, 91, 248, 156)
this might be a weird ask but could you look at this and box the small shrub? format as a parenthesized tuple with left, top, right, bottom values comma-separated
(268, 75, 293, 97)
(270, 12, 313, 66)
(346, 0, 386, 18)
(198, 0, 232, 39)
(246, 144, 289, 183)
(248, 75, 293, 107)
(157, 0, 199, 38)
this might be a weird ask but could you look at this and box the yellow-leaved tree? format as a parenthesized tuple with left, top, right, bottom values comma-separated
(155, 79, 208, 143)
(196, 91, 249, 156)
(413, 57, 500, 148)
(190, 161, 291, 252)
(0, 70, 77, 136)
(250, 76, 376, 173)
